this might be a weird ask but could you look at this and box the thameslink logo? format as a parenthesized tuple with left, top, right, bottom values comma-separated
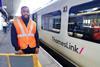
(52, 36, 84, 54)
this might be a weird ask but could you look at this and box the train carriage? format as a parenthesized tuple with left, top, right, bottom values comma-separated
(35, 0, 100, 67)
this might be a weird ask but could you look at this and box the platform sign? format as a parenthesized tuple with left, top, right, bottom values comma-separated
(9, 56, 34, 67)
(0, 54, 42, 67)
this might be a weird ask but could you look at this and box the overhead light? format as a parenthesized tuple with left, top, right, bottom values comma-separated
(79, 7, 99, 13)
(69, 13, 76, 17)
(92, 7, 98, 11)
(2, 6, 7, 9)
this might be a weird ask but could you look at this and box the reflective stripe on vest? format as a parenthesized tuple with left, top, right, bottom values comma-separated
(17, 34, 34, 37)
(13, 17, 36, 49)
(17, 19, 25, 34)
(17, 19, 34, 37)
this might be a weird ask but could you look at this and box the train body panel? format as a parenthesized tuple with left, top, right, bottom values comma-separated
(36, 0, 100, 67)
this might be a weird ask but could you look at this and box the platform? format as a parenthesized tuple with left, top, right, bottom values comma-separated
(0, 31, 62, 67)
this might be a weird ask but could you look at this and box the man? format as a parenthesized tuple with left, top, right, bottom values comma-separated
(3, 21, 7, 33)
(11, 6, 39, 54)
(91, 19, 96, 27)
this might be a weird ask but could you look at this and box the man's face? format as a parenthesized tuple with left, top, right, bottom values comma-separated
(21, 7, 30, 19)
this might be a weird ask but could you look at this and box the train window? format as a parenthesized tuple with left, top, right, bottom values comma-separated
(68, 1, 100, 43)
(32, 13, 37, 22)
(41, 10, 61, 33)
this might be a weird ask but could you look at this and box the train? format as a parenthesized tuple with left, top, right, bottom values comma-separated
(33, 0, 100, 67)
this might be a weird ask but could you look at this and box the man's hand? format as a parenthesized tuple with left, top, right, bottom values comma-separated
(35, 48, 39, 54)
(16, 50, 24, 54)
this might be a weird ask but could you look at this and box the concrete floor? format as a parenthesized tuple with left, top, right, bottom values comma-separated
(0, 31, 16, 53)
(0, 30, 62, 67)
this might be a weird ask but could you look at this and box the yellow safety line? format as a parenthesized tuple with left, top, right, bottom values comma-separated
(0, 53, 42, 67)
(7, 56, 11, 67)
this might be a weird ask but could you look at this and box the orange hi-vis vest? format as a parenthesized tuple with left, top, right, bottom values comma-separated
(13, 17, 36, 49)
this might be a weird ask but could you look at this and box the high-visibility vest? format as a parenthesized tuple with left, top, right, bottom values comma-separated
(13, 17, 36, 49)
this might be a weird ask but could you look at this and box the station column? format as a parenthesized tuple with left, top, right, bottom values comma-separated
(0, 0, 2, 7)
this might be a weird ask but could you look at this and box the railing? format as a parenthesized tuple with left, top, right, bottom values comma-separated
(0, 53, 42, 67)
